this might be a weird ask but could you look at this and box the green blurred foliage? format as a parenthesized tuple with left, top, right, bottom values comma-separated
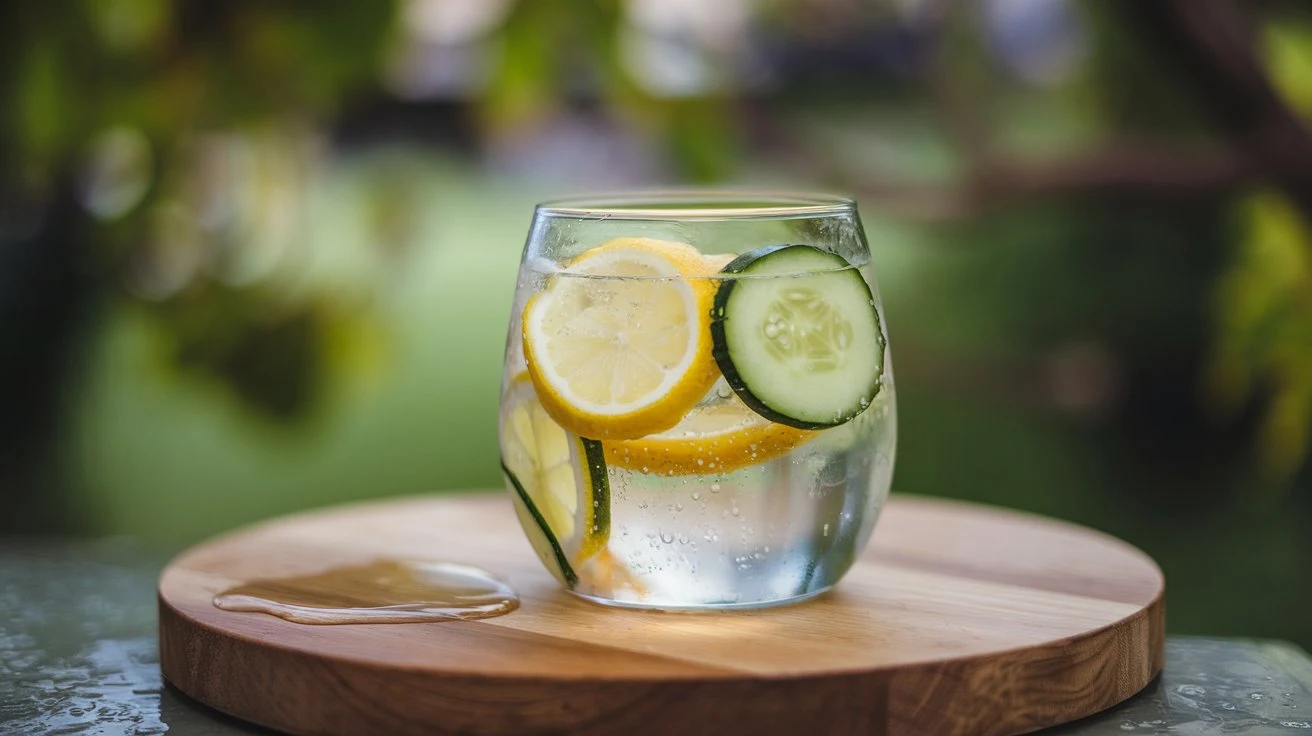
(3, 0, 396, 421)
(1210, 191, 1312, 483)
(1199, 16, 1312, 485)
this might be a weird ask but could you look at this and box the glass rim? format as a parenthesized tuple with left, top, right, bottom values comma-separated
(535, 190, 856, 221)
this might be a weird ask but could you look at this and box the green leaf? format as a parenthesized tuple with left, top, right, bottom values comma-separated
(1209, 190, 1312, 483)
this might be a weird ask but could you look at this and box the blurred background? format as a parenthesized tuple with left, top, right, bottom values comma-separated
(1, 0, 1309, 647)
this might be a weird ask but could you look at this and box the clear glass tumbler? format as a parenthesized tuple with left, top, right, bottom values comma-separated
(498, 192, 896, 610)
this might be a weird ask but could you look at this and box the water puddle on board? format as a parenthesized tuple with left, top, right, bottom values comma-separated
(213, 560, 518, 624)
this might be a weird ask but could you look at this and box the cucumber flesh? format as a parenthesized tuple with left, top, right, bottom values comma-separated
(710, 244, 885, 429)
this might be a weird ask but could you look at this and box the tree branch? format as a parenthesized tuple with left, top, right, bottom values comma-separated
(792, 140, 1257, 220)
(1117, 0, 1312, 213)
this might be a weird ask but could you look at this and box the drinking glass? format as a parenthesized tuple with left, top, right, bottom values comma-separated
(498, 192, 896, 610)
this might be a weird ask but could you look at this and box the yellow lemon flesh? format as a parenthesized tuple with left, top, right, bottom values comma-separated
(604, 388, 815, 476)
(523, 238, 720, 440)
(500, 375, 608, 569)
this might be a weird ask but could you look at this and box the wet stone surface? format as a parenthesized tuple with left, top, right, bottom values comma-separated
(1051, 638, 1312, 735)
(0, 539, 167, 735)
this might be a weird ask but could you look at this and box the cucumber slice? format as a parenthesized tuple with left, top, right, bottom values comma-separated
(710, 244, 885, 429)
(575, 438, 611, 556)
(502, 463, 578, 587)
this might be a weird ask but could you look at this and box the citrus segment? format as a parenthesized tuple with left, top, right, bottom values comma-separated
(604, 389, 816, 475)
(499, 375, 609, 566)
(523, 237, 720, 440)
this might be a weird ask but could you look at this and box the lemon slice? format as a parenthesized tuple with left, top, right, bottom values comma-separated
(500, 375, 609, 579)
(523, 237, 721, 440)
(604, 387, 816, 475)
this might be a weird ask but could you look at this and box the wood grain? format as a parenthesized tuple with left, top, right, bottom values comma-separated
(158, 493, 1165, 736)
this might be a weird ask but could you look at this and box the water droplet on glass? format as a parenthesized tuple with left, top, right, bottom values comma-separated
(710, 483, 721, 493)
(691, 491, 701, 501)
(675, 503, 684, 512)
(731, 507, 740, 517)
(659, 531, 675, 544)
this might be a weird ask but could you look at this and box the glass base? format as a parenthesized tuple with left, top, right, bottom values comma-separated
(565, 584, 835, 613)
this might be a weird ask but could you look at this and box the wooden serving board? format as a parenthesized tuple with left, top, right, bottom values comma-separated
(158, 493, 1164, 736)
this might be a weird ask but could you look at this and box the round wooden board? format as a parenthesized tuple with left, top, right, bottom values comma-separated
(159, 493, 1164, 736)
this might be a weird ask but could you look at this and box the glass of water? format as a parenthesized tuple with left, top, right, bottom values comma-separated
(498, 192, 896, 610)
